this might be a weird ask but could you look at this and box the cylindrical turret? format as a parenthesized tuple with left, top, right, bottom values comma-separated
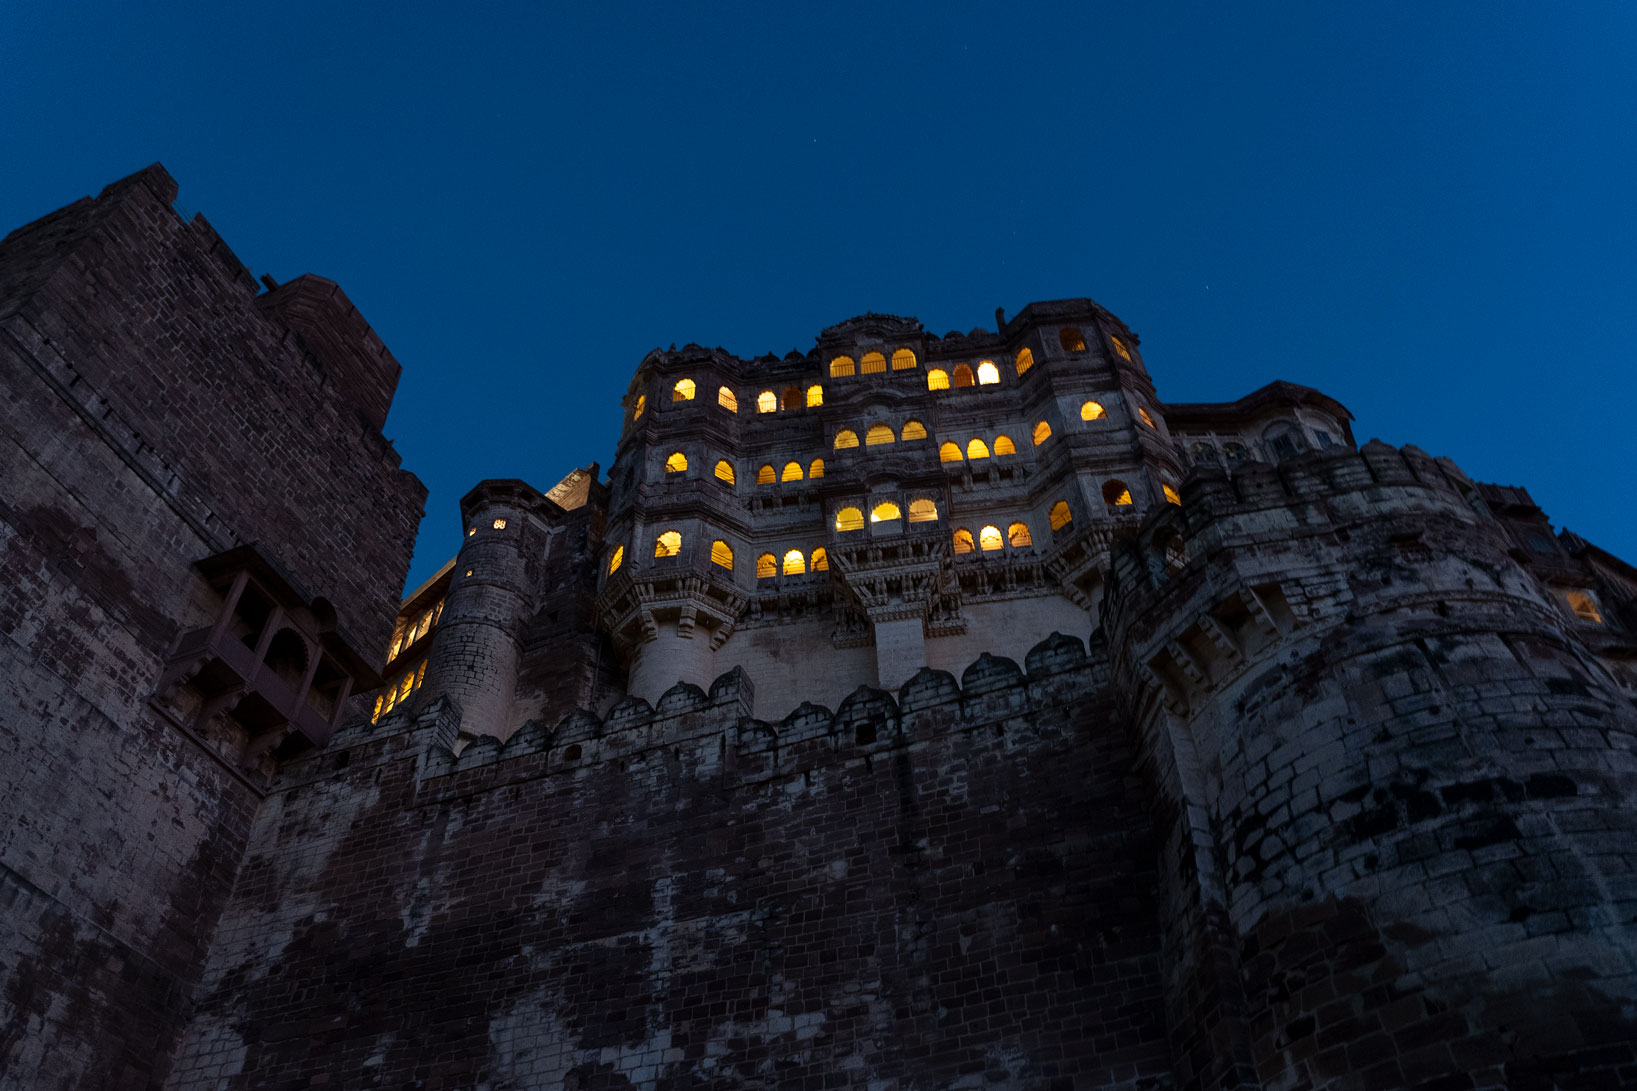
(418, 480, 552, 736)
(1107, 443, 1637, 1089)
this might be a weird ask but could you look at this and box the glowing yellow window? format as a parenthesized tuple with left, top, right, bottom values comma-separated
(806, 384, 823, 407)
(493, 518, 507, 530)
(757, 390, 777, 413)
(782, 549, 806, 576)
(871, 501, 902, 523)
(927, 369, 950, 391)
(835, 507, 864, 532)
(632, 394, 646, 420)
(673, 378, 696, 401)
(1008, 522, 1032, 547)
(468, 527, 476, 536)
(953, 364, 975, 387)
(1060, 328, 1086, 352)
(966, 438, 990, 460)
(953, 528, 975, 554)
(830, 355, 856, 377)
(1567, 591, 1603, 622)
(1081, 401, 1106, 421)
(1138, 407, 1156, 428)
(1163, 483, 1181, 505)
(756, 464, 775, 484)
(834, 429, 859, 450)
(811, 547, 828, 572)
(976, 361, 1000, 386)
(714, 460, 736, 484)
(865, 424, 895, 446)
(994, 435, 1016, 455)
(1103, 481, 1133, 506)
(1015, 348, 1034, 376)
(979, 525, 1004, 551)
(655, 530, 682, 557)
(1111, 336, 1132, 361)
(1032, 421, 1052, 446)
(939, 442, 962, 463)
(781, 461, 804, 482)
(892, 348, 917, 370)
(371, 695, 384, 722)
(664, 452, 688, 473)
(900, 420, 927, 441)
(908, 498, 938, 523)
(1048, 501, 1072, 531)
(809, 458, 825, 478)
(756, 553, 777, 578)
(861, 351, 887, 374)
(608, 544, 625, 574)
(718, 386, 738, 412)
(710, 540, 734, 570)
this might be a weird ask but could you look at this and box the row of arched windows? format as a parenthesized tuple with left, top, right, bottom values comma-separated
(833, 420, 929, 449)
(832, 498, 939, 531)
(606, 533, 831, 580)
(636, 329, 1135, 420)
(660, 452, 827, 484)
(952, 523, 1035, 553)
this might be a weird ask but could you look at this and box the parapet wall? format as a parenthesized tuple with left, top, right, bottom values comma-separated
(165, 635, 1180, 1091)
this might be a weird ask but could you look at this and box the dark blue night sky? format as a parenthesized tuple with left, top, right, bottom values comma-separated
(4, 3, 1634, 593)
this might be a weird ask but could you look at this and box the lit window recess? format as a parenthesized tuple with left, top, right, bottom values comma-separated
(806, 384, 823, 407)
(654, 530, 682, 558)
(664, 452, 687, 473)
(1567, 591, 1603, 623)
(714, 460, 736, 484)
(834, 429, 859, 450)
(979, 525, 1004, 551)
(835, 507, 864, 532)
(632, 394, 646, 420)
(870, 502, 901, 523)
(607, 545, 624, 575)
(861, 351, 886, 374)
(1163, 483, 1182, 505)
(939, 442, 962, 463)
(953, 364, 975, 388)
(811, 547, 829, 572)
(976, 361, 1000, 385)
(927, 369, 950, 391)
(372, 660, 428, 723)
(1015, 348, 1034, 376)
(1081, 401, 1106, 421)
(757, 464, 775, 484)
(1007, 522, 1032, 547)
(1111, 337, 1132, 361)
(1032, 421, 1052, 445)
(757, 390, 777, 413)
(891, 348, 917, 370)
(953, 528, 975, 554)
(808, 458, 825, 479)
(1049, 501, 1073, 531)
(901, 420, 927, 441)
(718, 387, 738, 412)
(1060, 328, 1086, 352)
(994, 435, 1016, 455)
(1103, 480, 1133, 506)
(756, 553, 777, 578)
(782, 549, 805, 575)
(908, 499, 937, 523)
(865, 424, 894, 446)
(1138, 407, 1156, 428)
(966, 438, 989, 460)
(830, 355, 856, 378)
(781, 461, 803, 482)
(710, 540, 734, 570)
(492, 518, 507, 530)
(673, 378, 695, 401)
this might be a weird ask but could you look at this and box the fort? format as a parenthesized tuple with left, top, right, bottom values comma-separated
(3, 166, 1635, 1090)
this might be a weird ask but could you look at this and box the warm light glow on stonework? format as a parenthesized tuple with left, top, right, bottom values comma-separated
(756, 552, 776, 578)
(655, 530, 682, 556)
(757, 390, 777, 413)
(664, 452, 687, 473)
(673, 378, 695, 401)
(976, 361, 1000, 386)
(908, 499, 938, 523)
(1008, 522, 1032, 547)
(952, 528, 974, 553)
(718, 386, 738, 412)
(979, 525, 1003, 551)
(782, 549, 806, 575)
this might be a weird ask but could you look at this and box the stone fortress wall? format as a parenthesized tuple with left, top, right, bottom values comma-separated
(4, 168, 1637, 1091)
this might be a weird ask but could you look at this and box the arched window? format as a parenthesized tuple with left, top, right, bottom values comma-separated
(783, 386, 802, 411)
(757, 464, 776, 484)
(1111, 336, 1132, 361)
(781, 461, 804, 482)
(834, 429, 859, 449)
(953, 364, 976, 387)
(1163, 483, 1181, 505)
(865, 423, 895, 446)
(664, 451, 688, 473)
(861, 351, 887, 374)
(806, 384, 823, 407)
(952, 528, 975, 554)
(1008, 522, 1033, 547)
(939, 442, 963, 463)
(1103, 480, 1133, 506)
(1049, 500, 1073, 531)
(1059, 328, 1086, 352)
(994, 435, 1016, 455)
(835, 507, 864, 532)
(783, 549, 806, 575)
(718, 386, 738, 412)
(1190, 441, 1218, 466)
(892, 348, 917, 370)
(1567, 591, 1603, 623)
(632, 394, 646, 420)
(714, 460, 736, 484)
(655, 530, 682, 557)
(908, 498, 938, 523)
(756, 390, 777, 413)
(830, 355, 856, 377)
(809, 458, 825, 478)
(1032, 421, 1052, 445)
(756, 553, 777, 578)
(979, 525, 1004, 551)
(927, 369, 950, 391)
(966, 438, 990, 460)
(976, 361, 1000, 386)
(900, 420, 927, 441)
(871, 501, 902, 523)
(1138, 407, 1156, 428)
(710, 540, 734, 569)
(1015, 347, 1034, 376)
(1223, 442, 1249, 467)
(673, 378, 696, 401)
(607, 544, 625, 574)
(811, 547, 829, 572)
(1081, 401, 1106, 421)
(1263, 422, 1303, 461)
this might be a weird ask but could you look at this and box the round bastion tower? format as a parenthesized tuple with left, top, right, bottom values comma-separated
(1105, 441, 1637, 1089)
(416, 480, 555, 736)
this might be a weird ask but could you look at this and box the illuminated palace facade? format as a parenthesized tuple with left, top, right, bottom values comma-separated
(7, 169, 1637, 1091)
